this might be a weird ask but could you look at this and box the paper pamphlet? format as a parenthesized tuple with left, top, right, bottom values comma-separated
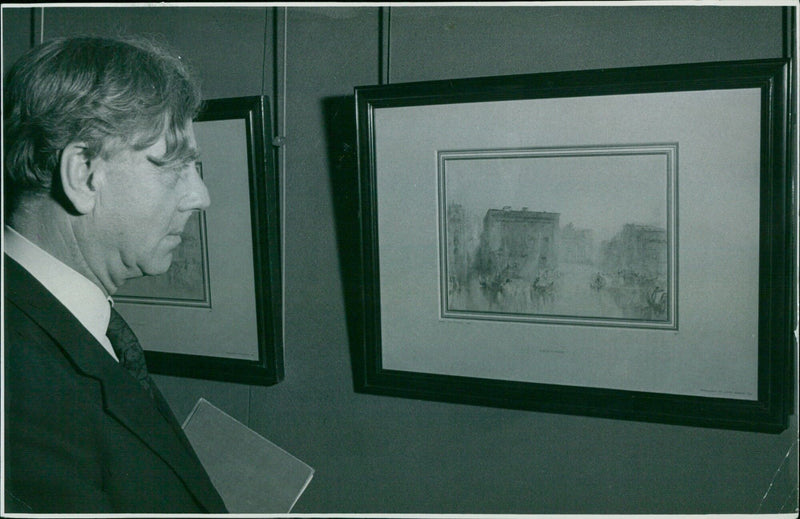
(182, 398, 314, 513)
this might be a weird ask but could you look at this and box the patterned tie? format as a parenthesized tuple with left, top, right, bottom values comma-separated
(106, 307, 155, 399)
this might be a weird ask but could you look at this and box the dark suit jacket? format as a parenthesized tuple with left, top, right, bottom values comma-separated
(3, 255, 227, 513)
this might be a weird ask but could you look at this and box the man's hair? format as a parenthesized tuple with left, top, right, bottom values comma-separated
(3, 36, 202, 218)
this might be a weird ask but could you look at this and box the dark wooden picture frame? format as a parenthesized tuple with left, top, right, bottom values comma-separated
(116, 96, 283, 385)
(354, 59, 793, 432)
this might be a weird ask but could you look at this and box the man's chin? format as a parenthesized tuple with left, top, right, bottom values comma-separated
(141, 254, 174, 277)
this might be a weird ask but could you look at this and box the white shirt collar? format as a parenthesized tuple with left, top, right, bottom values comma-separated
(4, 225, 118, 361)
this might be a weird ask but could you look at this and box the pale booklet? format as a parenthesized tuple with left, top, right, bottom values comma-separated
(182, 398, 314, 513)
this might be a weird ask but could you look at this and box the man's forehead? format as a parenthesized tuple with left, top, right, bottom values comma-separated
(180, 122, 199, 157)
(185, 121, 198, 146)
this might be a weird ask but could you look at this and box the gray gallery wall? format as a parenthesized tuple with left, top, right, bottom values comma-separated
(2, 5, 797, 514)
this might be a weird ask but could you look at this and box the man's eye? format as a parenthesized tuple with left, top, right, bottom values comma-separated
(168, 162, 193, 176)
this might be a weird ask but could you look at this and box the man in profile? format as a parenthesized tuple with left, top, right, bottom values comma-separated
(3, 36, 227, 513)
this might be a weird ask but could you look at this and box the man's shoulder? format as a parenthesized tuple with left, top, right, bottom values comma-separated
(4, 255, 104, 380)
(4, 254, 66, 341)
(4, 253, 48, 305)
(4, 293, 77, 376)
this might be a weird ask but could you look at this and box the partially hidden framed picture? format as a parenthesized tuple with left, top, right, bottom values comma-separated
(354, 59, 794, 432)
(115, 96, 283, 385)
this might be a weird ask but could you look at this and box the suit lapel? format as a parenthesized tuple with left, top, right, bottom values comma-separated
(4, 256, 224, 512)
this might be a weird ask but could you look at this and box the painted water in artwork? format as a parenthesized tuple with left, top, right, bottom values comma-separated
(441, 147, 674, 326)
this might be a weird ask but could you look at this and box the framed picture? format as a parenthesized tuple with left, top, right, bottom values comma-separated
(354, 59, 793, 432)
(116, 96, 283, 385)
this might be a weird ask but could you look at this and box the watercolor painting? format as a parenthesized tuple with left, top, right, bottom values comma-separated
(440, 146, 675, 326)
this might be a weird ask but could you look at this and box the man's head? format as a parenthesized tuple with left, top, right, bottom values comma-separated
(3, 36, 210, 293)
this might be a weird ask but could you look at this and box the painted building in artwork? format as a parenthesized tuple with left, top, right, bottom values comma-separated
(560, 223, 595, 265)
(477, 207, 559, 279)
(600, 223, 667, 277)
(446, 203, 471, 289)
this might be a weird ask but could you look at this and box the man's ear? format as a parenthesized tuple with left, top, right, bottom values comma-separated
(60, 142, 103, 214)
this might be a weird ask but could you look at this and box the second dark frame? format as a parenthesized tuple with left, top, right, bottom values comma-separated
(354, 59, 793, 432)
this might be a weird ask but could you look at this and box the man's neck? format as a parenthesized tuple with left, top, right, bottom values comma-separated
(9, 200, 113, 296)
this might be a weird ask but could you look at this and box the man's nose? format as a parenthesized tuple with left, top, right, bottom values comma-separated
(179, 164, 211, 211)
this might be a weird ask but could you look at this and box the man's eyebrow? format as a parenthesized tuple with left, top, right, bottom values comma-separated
(146, 146, 201, 167)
